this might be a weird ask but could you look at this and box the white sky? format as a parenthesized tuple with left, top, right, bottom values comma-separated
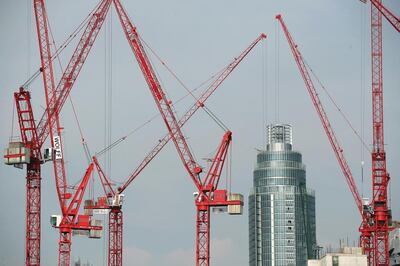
(0, 0, 399, 265)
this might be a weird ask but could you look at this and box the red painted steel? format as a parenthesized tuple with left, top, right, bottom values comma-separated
(30, 0, 112, 265)
(89, 31, 263, 266)
(33, 0, 67, 224)
(360, 0, 400, 32)
(370, 2, 389, 265)
(113, 0, 203, 191)
(32, 1, 58, 263)
(276, 15, 363, 213)
(34, 1, 112, 265)
(117, 33, 266, 194)
(14, 89, 41, 160)
(196, 206, 210, 266)
(10, 0, 257, 265)
(359, 4, 397, 262)
(277, 13, 392, 265)
(93, 156, 115, 198)
(14, 88, 42, 265)
(109, 208, 123, 266)
(193, 131, 242, 266)
(58, 231, 71, 266)
(58, 164, 96, 265)
(25, 163, 41, 266)
(14, 89, 42, 266)
(112, 2, 244, 265)
(36, 0, 114, 149)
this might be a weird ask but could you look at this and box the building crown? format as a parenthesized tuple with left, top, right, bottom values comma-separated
(266, 124, 293, 151)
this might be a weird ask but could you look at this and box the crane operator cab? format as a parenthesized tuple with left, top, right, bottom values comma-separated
(111, 194, 124, 207)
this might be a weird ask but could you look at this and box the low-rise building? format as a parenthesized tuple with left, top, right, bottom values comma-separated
(390, 227, 400, 266)
(308, 247, 367, 266)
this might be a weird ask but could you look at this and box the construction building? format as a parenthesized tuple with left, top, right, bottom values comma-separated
(390, 222, 400, 266)
(248, 124, 317, 266)
(308, 247, 367, 266)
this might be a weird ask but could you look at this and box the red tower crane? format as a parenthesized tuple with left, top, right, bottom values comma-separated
(367, 2, 389, 265)
(91, 129, 237, 266)
(4, 1, 113, 265)
(276, 14, 394, 266)
(275, 15, 364, 214)
(360, 0, 399, 263)
(49, 1, 113, 265)
(3, 1, 65, 264)
(35, 0, 114, 264)
(86, 30, 266, 266)
(5, 88, 43, 266)
(106, 1, 253, 265)
(4, 0, 263, 265)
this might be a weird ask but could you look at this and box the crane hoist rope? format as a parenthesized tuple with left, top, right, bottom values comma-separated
(94, 63, 230, 157)
(85, 25, 265, 266)
(69, 95, 92, 164)
(111, 3, 251, 265)
(19, 0, 102, 92)
(6, 0, 115, 264)
(48, 6, 93, 166)
(46, 2, 95, 190)
(141, 36, 230, 131)
(301, 58, 371, 154)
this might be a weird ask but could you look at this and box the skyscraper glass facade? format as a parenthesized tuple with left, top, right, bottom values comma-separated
(249, 124, 316, 266)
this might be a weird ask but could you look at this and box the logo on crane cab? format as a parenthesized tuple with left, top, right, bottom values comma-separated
(53, 136, 63, 160)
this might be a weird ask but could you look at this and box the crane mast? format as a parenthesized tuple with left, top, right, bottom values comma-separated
(369, 2, 389, 265)
(195, 131, 240, 266)
(8, 88, 42, 266)
(92, 155, 122, 266)
(359, 0, 397, 263)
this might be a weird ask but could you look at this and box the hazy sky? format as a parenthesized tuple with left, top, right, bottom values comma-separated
(0, 0, 399, 265)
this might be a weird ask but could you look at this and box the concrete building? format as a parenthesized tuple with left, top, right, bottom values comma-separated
(308, 247, 367, 266)
(249, 124, 316, 266)
(390, 226, 400, 266)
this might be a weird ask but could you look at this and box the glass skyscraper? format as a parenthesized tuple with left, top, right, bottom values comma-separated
(249, 124, 316, 266)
